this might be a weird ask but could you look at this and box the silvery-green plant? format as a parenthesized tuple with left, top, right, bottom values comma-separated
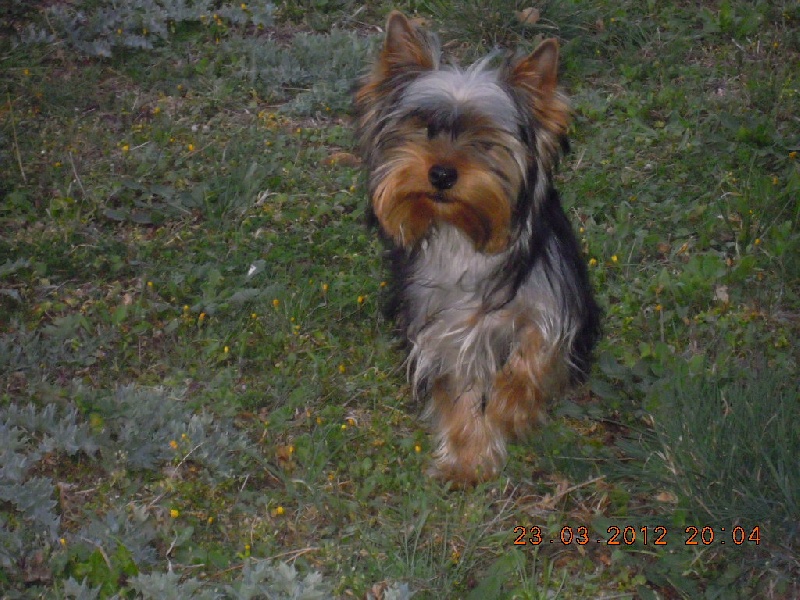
(16, 0, 275, 57)
(58, 560, 338, 599)
(228, 31, 375, 115)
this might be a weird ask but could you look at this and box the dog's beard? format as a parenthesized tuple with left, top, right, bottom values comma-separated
(370, 145, 523, 254)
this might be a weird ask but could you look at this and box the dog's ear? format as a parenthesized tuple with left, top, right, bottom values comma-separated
(509, 38, 559, 99)
(380, 11, 435, 72)
(508, 39, 569, 137)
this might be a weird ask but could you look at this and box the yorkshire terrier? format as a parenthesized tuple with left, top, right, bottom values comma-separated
(355, 11, 601, 485)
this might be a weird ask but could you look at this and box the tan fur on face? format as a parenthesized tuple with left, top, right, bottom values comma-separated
(373, 155, 512, 253)
(371, 121, 524, 253)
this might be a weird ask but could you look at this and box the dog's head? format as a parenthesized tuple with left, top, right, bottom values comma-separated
(355, 11, 569, 253)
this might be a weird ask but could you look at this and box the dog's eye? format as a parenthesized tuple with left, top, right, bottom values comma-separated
(469, 141, 496, 151)
(426, 124, 437, 139)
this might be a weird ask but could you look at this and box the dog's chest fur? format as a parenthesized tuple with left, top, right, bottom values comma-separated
(402, 226, 564, 397)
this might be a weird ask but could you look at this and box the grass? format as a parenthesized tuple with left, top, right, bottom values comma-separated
(1, 0, 798, 598)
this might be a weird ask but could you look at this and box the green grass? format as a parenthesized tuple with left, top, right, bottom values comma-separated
(1, 0, 798, 598)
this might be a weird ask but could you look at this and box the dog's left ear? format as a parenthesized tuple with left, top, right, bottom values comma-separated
(508, 39, 569, 138)
(509, 38, 559, 99)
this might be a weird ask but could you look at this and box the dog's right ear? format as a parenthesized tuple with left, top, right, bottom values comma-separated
(354, 11, 436, 125)
(380, 11, 435, 72)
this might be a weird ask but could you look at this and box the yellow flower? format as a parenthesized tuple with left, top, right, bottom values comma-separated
(169, 440, 178, 450)
(754, 238, 761, 246)
(170, 509, 180, 518)
(183, 305, 190, 312)
(207, 516, 214, 525)
(147, 281, 153, 288)
(588, 258, 598, 267)
(121, 144, 130, 153)
(322, 283, 329, 293)
(199, 312, 206, 322)
(272, 298, 280, 308)
(611, 255, 618, 263)
(338, 364, 345, 374)
(223, 346, 229, 354)
(790, 151, 797, 160)
(153, 106, 161, 115)
(275, 506, 284, 516)
(241, 2, 248, 9)
(187, 143, 195, 152)
(357, 295, 365, 304)
(23, 68, 30, 76)
(772, 176, 779, 185)
(655, 304, 662, 312)
(414, 444, 422, 453)
(59, 538, 67, 547)
(251, 312, 258, 319)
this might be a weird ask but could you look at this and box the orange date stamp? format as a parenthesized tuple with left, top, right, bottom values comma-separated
(513, 525, 761, 547)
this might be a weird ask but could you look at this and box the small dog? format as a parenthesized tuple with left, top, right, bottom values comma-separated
(355, 12, 601, 484)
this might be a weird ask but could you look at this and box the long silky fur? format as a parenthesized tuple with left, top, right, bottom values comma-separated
(354, 12, 601, 482)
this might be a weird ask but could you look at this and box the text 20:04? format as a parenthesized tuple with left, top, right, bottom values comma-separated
(513, 525, 761, 546)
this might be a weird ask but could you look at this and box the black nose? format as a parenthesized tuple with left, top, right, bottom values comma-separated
(428, 164, 458, 190)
